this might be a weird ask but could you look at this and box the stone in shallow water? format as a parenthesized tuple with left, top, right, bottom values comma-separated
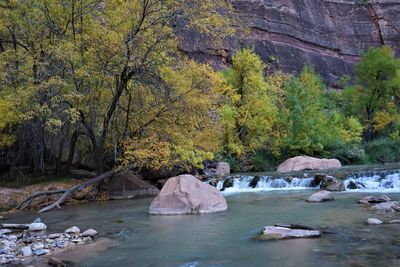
(371, 201, 400, 213)
(149, 175, 228, 215)
(259, 226, 321, 240)
(367, 218, 383, 225)
(358, 195, 391, 204)
(48, 233, 62, 239)
(306, 190, 334, 203)
(20, 246, 32, 257)
(29, 223, 47, 231)
(81, 229, 97, 238)
(34, 249, 48, 256)
(65, 226, 80, 235)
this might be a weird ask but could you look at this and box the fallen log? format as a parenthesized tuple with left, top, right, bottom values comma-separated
(17, 166, 133, 213)
(274, 224, 316, 231)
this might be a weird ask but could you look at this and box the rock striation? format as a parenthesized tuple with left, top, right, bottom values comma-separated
(179, 0, 400, 87)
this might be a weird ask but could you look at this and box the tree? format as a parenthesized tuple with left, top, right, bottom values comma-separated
(342, 46, 400, 140)
(219, 49, 278, 158)
(0, 0, 234, 175)
(281, 66, 336, 156)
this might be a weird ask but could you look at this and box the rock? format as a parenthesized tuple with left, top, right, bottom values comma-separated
(108, 171, 159, 200)
(34, 249, 48, 256)
(28, 223, 47, 231)
(367, 218, 383, 225)
(277, 156, 341, 173)
(371, 201, 400, 213)
(259, 226, 321, 240)
(347, 181, 358, 190)
(32, 218, 41, 223)
(31, 243, 44, 251)
(208, 178, 218, 187)
(81, 229, 97, 238)
(149, 174, 228, 215)
(214, 162, 230, 175)
(178, 1, 400, 87)
(319, 176, 345, 191)
(312, 174, 326, 187)
(249, 176, 260, 188)
(48, 233, 62, 239)
(358, 195, 391, 205)
(222, 178, 234, 189)
(20, 246, 32, 257)
(388, 220, 400, 224)
(306, 190, 334, 203)
(0, 229, 12, 235)
(65, 226, 80, 236)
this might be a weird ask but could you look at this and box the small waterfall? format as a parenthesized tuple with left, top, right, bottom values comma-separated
(344, 172, 400, 191)
(214, 175, 316, 193)
(210, 169, 400, 194)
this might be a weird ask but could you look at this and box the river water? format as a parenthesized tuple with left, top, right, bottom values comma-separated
(5, 190, 400, 267)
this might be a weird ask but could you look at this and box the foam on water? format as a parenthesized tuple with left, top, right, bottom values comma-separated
(212, 170, 400, 194)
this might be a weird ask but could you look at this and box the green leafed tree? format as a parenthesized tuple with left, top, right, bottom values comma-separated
(342, 46, 400, 140)
(219, 49, 278, 159)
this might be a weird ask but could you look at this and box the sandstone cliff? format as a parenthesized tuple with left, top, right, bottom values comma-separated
(179, 0, 400, 87)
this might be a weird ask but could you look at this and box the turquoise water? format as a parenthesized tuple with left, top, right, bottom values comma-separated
(5, 190, 400, 267)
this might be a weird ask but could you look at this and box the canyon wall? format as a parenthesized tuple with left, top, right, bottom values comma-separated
(179, 0, 400, 87)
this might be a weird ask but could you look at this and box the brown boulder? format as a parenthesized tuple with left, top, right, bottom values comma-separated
(108, 171, 159, 200)
(319, 176, 345, 191)
(277, 156, 341, 173)
(149, 174, 228, 215)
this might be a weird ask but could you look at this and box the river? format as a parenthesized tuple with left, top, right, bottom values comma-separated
(5, 188, 400, 266)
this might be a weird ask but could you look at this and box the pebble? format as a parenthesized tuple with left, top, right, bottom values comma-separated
(34, 249, 47, 256)
(48, 233, 62, 239)
(20, 246, 32, 257)
(367, 218, 383, 225)
(65, 226, 80, 235)
(0, 230, 12, 235)
(31, 243, 45, 251)
(0, 221, 97, 265)
(29, 223, 47, 231)
(82, 229, 98, 238)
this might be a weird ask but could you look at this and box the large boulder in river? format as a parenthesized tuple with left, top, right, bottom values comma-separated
(149, 174, 228, 215)
(319, 176, 345, 191)
(306, 190, 334, 203)
(277, 156, 341, 173)
(108, 171, 159, 199)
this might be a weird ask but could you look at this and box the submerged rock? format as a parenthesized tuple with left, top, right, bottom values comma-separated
(306, 190, 334, 203)
(367, 218, 383, 225)
(358, 195, 391, 205)
(371, 201, 400, 213)
(149, 174, 228, 215)
(319, 176, 345, 191)
(277, 156, 341, 173)
(259, 226, 321, 240)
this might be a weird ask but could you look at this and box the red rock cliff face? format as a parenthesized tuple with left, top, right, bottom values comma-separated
(179, 0, 400, 87)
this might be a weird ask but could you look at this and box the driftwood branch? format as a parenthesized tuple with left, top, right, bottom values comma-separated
(17, 166, 132, 213)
